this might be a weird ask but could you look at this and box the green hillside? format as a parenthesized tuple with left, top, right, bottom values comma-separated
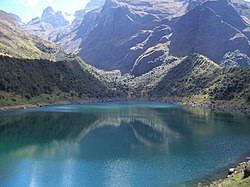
(0, 55, 124, 107)
(150, 54, 221, 98)
(119, 54, 250, 108)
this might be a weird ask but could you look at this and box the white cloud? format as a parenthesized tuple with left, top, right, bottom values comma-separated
(27, 0, 40, 10)
(46, 0, 53, 5)
(13, 0, 25, 4)
(13, 0, 40, 10)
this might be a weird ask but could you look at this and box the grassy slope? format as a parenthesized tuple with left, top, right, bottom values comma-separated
(0, 55, 124, 107)
(0, 10, 68, 61)
(143, 54, 250, 108)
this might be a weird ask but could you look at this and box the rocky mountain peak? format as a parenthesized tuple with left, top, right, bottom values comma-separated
(41, 6, 69, 27)
(41, 6, 54, 19)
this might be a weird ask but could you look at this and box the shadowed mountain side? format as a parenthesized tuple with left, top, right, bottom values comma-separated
(76, 0, 250, 76)
(77, 0, 189, 73)
(169, 2, 250, 64)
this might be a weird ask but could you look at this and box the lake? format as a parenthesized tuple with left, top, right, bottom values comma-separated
(0, 101, 250, 187)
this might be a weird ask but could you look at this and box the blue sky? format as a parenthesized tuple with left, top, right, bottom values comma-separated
(0, 0, 90, 23)
(1, 0, 250, 23)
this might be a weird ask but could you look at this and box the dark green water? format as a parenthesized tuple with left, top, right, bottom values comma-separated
(0, 101, 250, 187)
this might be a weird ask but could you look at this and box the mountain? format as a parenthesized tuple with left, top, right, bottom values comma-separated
(1, 1, 250, 109)
(170, 0, 250, 64)
(0, 10, 67, 60)
(20, 0, 250, 76)
(77, 0, 187, 73)
(127, 54, 250, 106)
(221, 50, 250, 67)
(0, 11, 124, 107)
(231, 0, 250, 23)
(60, 7, 103, 54)
(41, 6, 69, 27)
(151, 54, 250, 105)
(22, 6, 70, 44)
(0, 56, 116, 103)
(22, 0, 105, 52)
(85, 0, 105, 11)
(60, 0, 249, 76)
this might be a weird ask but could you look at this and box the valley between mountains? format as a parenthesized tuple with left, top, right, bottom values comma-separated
(0, 0, 250, 112)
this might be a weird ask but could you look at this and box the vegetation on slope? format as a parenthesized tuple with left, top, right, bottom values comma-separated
(208, 67, 250, 102)
(150, 54, 221, 98)
(124, 54, 250, 108)
(0, 55, 124, 107)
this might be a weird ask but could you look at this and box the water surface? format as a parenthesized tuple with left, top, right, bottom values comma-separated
(0, 101, 250, 187)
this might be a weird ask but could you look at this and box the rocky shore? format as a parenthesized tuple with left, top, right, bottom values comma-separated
(182, 102, 250, 115)
(150, 98, 250, 115)
(199, 157, 250, 187)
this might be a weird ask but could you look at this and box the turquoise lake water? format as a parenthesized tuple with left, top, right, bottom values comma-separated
(0, 101, 250, 187)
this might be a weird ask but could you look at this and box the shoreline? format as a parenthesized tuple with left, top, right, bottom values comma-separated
(186, 150, 250, 186)
(0, 98, 250, 115)
(197, 155, 250, 187)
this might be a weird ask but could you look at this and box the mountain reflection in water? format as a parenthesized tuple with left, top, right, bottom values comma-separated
(0, 102, 250, 187)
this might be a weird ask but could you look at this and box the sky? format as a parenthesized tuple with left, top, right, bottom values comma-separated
(1, 0, 250, 23)
(0, 0, 91, 23)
